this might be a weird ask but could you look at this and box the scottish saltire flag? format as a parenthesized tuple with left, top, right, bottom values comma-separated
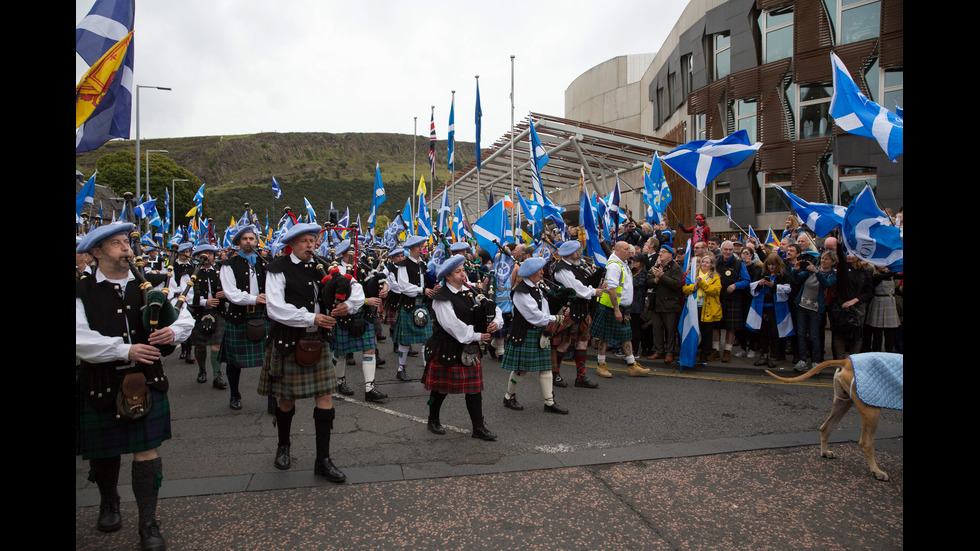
(747, 225, 759, 244)
(76, 173, 97, 223)
(746, 278, 795, 337)
(644, 153, 672, 213)
(646, 204, 664, 225)
(609, 175, 622, 235)
(382, 216, 405, 249)
(678, 239, 700, 368)
(75, 0, 135, 152)
(169, 225, 185, 248)
(580, 185, 607, 267)
(472, 199, 511, 257)
(529, 120, 550, 198)
(830, 52, 903, 162)
(842, 186, 903, 271)
(516, 188, 542, 237)
(726, 201, 732, 224)
(133, 198, 157, 220)
(447, 98, 455, 172)
(475, 80, 483, 171)
(368, 163, 386, 230)
(338, 207, 349, 228)
(272, 176, 282, 199)
(429, 109, 437, 182)
(402, 196, 414, 235)
(772, 185, 846, 237)
(453, 201, 470, 242)
(417, 193, 432, 237)
(193, 184, 205, 206)
(304, 197, 317, 224)
(662, 130, 762, 192)
(436, 189, 451, 235)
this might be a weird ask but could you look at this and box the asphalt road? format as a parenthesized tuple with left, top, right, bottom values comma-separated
(76, 345, 903, 550)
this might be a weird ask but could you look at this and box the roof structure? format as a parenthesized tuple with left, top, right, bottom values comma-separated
(436, 112, 678, 218)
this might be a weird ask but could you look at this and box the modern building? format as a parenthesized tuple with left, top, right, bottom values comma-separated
(563, 0, 903, 237)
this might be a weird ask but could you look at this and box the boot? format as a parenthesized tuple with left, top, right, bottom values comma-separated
(132, 457, 165, 551)
(313, 407, 346, 483)
(274, 406, 294, 470)
(596, 362, 613, 378)
(627, 361, 651, 376)
(90, 456, 122, 533)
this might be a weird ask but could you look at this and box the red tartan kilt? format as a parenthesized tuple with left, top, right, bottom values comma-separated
(422, 347, 484, 394)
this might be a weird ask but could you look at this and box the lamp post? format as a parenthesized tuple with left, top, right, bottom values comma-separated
(135, 84, 171, 201)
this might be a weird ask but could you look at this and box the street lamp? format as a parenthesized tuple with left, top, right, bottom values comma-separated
(135, 84, 171, 201)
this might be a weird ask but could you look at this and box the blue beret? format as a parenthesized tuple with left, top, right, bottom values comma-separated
(436, 255, 465, 281)
(387, 248, 405, 258)
(450, 241, 469, 252)
(404, 235, 427, 248)
(193, 243, 218, 255)
(334, 239, 351, 255)
(557, 240, 581, 257)
(232, 225, 259, 246)
(281, 223, 321, 244)
(518, 257, 546, 278)
(178, 242, 194, 252)
(76, 222, 134, 254)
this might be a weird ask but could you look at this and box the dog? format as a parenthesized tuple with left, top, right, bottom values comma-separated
(766, 357, 900, 481)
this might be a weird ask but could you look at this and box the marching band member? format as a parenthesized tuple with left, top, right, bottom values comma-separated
(551, 241, 602, 388)
(189, 243, 227, 389)
(391, 235, 436, 381)
(500, 257, 569, 415)
(422, 255, 501, 440)
(590, 241, 651, 377)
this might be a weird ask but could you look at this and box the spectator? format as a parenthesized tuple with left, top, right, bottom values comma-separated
(792, 250, 837, 371)
(648, 244, 685, 363)
(734, 246, 764, 359)
(683, 253, 722, 365)
(862, 266, 903, 352)
(715, 240, 750, 362)
(829, 240, 873, 358)
(750, 253, 793, 368)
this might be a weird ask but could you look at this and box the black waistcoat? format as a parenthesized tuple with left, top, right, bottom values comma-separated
(507, 280, 543, 344)
(219, 255, 267, 322)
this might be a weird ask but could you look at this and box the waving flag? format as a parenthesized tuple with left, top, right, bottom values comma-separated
(516, 188, 542, 237)
(76, 30, 134, 129)
(475, 79, 483, 171)
(75, 0, 135, 152)
(472, 199, 511, 257)
(436, 189, 451, 235)
(661, 130, 762, 192)
(133, 198, 157, 220)
(368, 163, 386, 230)
(830, 52, 903, 162)
(304, 197, 317, 225)
(453, 201, 469, 242)
(76, 173, 97, 223)
(417, 193, 433, 237)
(580, 184, 607, 267)
(272, 176, 282, 199)
(447, 98, 455, 172)
(609, 175, 622, 236)
(747, 225, 759, 245)
(529, 120, 550, 200)
(487, 187, 496, 211)
(382, 215, 405, 248)
(401, 196, 414, 235)
(678, 239, 701, 369)
(842, 186, 903, 271)
(764, 226, 780, 249)
(417, 175, 427, 197)
(772, 185, 846, 237)
(644, 153, 672, 213)
(193, 184, 205, 206)
(429, 109, 437, 182)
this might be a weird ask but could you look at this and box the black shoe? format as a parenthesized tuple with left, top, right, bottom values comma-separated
(377, 334, 387, 342)
(138, 520, 166, 551)
(544, 402, 569, 414)
(97, 498, 122, 533)
(212, 375, 227, 389)
(267, 397, 277, 415)
(197, 370, 207, 383)
(575, 376, 599, 388)
(427, 418, 446, 435)
(472, 424, 497, 441)
(346, 353, 355, 366)
(185, 355, 196, 364)
(397, 370, 409, 382)
(314, 457, 346, 483)
(407, 347, 419, 357)
(274, 445, 291, 470)
(337, 381, 355, 396)
(553, 373, 568, 388)
(377, 356, 386, 367)
(487, 347, 498, 360)
(365, 388, 387, 402)
(229, 394, 243, 410)
(178, 349, 187, 360)
(503, 395, 524, 411)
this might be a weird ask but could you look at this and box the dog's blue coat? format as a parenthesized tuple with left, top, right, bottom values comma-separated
(851, 353, 903, 411)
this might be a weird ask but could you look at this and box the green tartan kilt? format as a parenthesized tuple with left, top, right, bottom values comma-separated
(191, 310, 225, 347)
(501, 327, 552, 372)
(330, 311, 377, 355)
(76, 385, 172, 460)
(257, 340, 337, 400)
(219, 311, 268, 369)
(393, 304, 432, 344)
(589, 303, 633, 342)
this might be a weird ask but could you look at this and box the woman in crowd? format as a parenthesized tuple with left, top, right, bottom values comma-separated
(734, 245, 764, 359)
(862, 265, 903, 353)
(750, 253, 792, 368)
(683, 254, 721, 365)
(830, 241, 873, 358)
(791, 250, 837, 372)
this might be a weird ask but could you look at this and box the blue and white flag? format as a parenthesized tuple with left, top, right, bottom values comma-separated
(368, 163, 386, 230)
(272, 176, 282, 199)
(75, 0, 135, 152)
(830, 52, 903, 162)
(453, 201, 470, 242)
(842, 185, 903, 271)
(436, 189, 451, 235)
(644, 153, 672, 213)
(133, 198, 157, 220)
(303, 197, 317, 225)
(447, 98, 455, 172)
(475, 80, 483, 172)
(472, 199, 511, 257)
(338, 207, 349, 228)
(401, 196, 414, 236)
(661, 130, 762, 192)
(529, 120, 550, 200)
(580, 185, 607, 267)
(678, 239, 700, 368)
(516, 188, 542, 237)
(76, 173, 96, 223)
(417, 194, 432, 237)
(382, 215, 405, 249)
(746, 279, 795, 338)
(193, 184, 205, 206)
(163, 188, 171, 233)
(609, 175, 622, 235)
(772, 185, 846, 237)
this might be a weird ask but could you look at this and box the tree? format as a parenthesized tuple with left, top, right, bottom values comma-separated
(95, 151, 205, 226)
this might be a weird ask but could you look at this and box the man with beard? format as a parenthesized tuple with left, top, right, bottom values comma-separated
(550, 241, 603, 388)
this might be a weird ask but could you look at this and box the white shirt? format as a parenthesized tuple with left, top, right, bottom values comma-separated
(432, 282, 504, 344)
(219, 262, 259, 306)
(604, 257, 633, 308)
(393, 256, 426, 298)
(265, 253, 364, 328)
(554, 259, 596, 300)
(75, 268, 195, 365)
(513, 280, 555, 327)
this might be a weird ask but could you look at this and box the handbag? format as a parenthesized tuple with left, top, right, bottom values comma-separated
(295, 337, 323, 367)
(198, 312, 217, 336)
(115, 372, 152, 422)
(245, 318, 266, 341)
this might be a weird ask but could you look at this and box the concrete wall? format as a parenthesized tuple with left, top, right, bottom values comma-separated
(564, 54, 654, 133)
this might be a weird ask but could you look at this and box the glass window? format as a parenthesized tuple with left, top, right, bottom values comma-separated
(799, 85, 833, 139)
(695, 113, 707, 141)
(883, 69, 903, 112)
(839, 167, 877, 205)
(710, 181, 730, 217)
(668, 72, 678, 110)
(760, 7, 793, 63)
(840, 0, 879, 45)
(681, 54, 694, 97)
(763, 173, 792, 214)
(714, 33, 731, 80)
(736, 99, 757, 143)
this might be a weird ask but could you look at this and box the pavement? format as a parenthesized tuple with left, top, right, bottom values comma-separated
(76, 344, 903, 550)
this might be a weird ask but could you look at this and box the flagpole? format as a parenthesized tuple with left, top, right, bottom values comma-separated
(413, 116, 417, 203)
(450, 90, 456, 213)
(430, 105, 435, 234)
(510, 55, 516, 233)
(475, 75, 481, 216)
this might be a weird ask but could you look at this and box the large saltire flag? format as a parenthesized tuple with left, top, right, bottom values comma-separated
(842, 185, 903, 271)
(272, 176, 282, 199)
(529, 119, 550, 201)
(417, 193, 433, 238)
(644, 152, 672, 213)
(830, 52, 903, 162)
(579, 183, 607, 267)
(75, 0, 135, 153)
(472, 199, 512, 257)
(772, 185, 846, 237)
(661, 130, 762, 192)
(436, 188, 451, 235)
(75, 30, 134, 129)
(678, 238, 701, 369)
(304, 197, 317, 225)
(76, 173, 97, 224)
(447, 97, 455, 172)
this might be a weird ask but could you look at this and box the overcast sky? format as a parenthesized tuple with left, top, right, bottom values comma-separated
(77, 0, 688, 144)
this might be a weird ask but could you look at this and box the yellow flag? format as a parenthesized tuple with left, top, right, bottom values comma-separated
(186, 205, 198, 217)
(75, 30, 134, 129)
(417, 175, 427, 197)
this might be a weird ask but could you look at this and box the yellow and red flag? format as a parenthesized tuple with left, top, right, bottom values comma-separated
(75, 30, 134, 129)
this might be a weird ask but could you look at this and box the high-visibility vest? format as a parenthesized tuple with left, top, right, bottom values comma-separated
(597, 257, 626, 308)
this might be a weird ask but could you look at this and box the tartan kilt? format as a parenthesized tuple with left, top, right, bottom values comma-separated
(76, 384, 171, 460)
(330, 311, 377, 355)
(220, 311, 268, 369)
(501, 327, 552, 372)
(384, 299, 400, 329)
(257, 340, 337, 400)
(191, 311, 225, 347)
(422, 346, 484, 394)
(552, 316, 591, 346)
(590, 303, 633, 342)
(393, 304, 432, 344)
(720, 296, 746, 331)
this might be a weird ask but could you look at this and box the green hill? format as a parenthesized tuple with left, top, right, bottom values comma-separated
(75, 132, 475, 231)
